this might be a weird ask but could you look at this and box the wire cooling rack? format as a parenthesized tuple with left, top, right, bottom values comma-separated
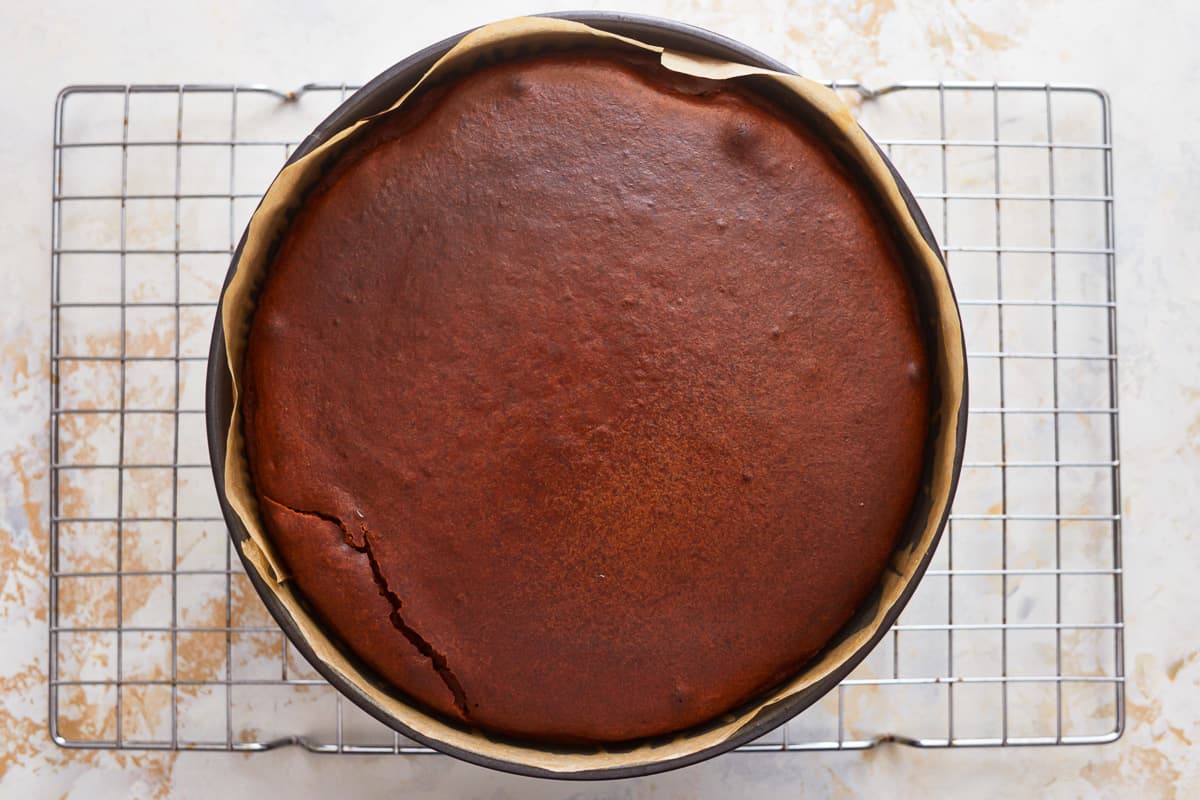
(48, 80, 1123, 753)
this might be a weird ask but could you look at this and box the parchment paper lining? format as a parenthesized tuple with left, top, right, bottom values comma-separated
(219, 16, 965, 774)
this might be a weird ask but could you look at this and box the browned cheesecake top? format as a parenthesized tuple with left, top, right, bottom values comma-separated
(242, 51, 930, 743)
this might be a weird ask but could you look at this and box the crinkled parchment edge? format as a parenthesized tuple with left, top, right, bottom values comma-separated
(219, 15, 965, 775)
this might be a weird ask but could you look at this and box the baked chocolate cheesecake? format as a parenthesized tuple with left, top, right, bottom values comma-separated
(241, 51, 931, 743)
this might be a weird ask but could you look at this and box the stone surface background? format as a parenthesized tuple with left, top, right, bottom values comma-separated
(3, 1, 1197, 796)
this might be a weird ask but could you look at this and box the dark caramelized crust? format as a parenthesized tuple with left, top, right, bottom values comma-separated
(242, 52, 930, 743)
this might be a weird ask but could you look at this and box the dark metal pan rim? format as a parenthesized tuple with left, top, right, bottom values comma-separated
(206, 9, 968, 780)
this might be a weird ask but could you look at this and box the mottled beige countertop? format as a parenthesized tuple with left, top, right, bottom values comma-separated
(3, 0, 1198, 796)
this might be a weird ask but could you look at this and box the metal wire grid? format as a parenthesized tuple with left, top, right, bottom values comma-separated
(48, 80, 1123, 753)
